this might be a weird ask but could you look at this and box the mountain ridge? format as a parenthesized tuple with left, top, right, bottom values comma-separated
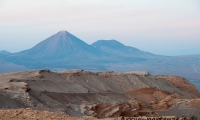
(0, 50, 10, 55)
(8, 31, 108, 60)
(92, 39, 154, 57)
(0, 70, 199, 118)
(1, 30, 200, 84)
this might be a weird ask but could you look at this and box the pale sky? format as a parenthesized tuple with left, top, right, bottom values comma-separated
(0, 0, 200, 56)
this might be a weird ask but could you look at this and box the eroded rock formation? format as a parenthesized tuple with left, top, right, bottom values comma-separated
(0, 70, 199, 118)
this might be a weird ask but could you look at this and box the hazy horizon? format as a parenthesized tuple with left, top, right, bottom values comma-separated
(0, 0, 200, 56)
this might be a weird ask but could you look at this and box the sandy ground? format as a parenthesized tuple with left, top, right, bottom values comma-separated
(0, 108, 116, 120)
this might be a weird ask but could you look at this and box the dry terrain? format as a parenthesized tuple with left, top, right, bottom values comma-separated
(0, 108, 116, 120)
(0, 70, 199, 119)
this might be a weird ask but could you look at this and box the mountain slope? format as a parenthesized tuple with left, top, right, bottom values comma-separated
(2, 31, 200, 84)
(9, 31, 107, 60)
(0, 50, 10, 57)
(0, 60, 27, 73)
(91, 40, 153, 57)
(0, 70, 199, 118)
(0, 50, 10, 55)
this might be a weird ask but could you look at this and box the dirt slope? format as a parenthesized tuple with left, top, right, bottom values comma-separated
(156, 76, 200, 97)
(0, 70, 199, 119)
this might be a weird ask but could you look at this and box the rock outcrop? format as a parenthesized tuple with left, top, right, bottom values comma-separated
(0, 70, 199, 118)
(156, 76, 200, 97)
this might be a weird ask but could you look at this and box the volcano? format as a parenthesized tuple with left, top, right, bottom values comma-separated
(92, 40, 153, 57)
(11, 31, 106, 60)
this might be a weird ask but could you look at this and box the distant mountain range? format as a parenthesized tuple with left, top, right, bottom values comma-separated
(7, 31, 107, 60)
(0, 50, 10, 57)
(1, 30, 200, 85)
(91, 40, 153, 57)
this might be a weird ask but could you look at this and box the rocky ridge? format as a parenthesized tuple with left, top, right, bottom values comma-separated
(0, 70, 199, 119)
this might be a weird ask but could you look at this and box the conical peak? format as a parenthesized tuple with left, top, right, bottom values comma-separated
(54, 30, 74, 40)
(58, 30, 70, 35)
